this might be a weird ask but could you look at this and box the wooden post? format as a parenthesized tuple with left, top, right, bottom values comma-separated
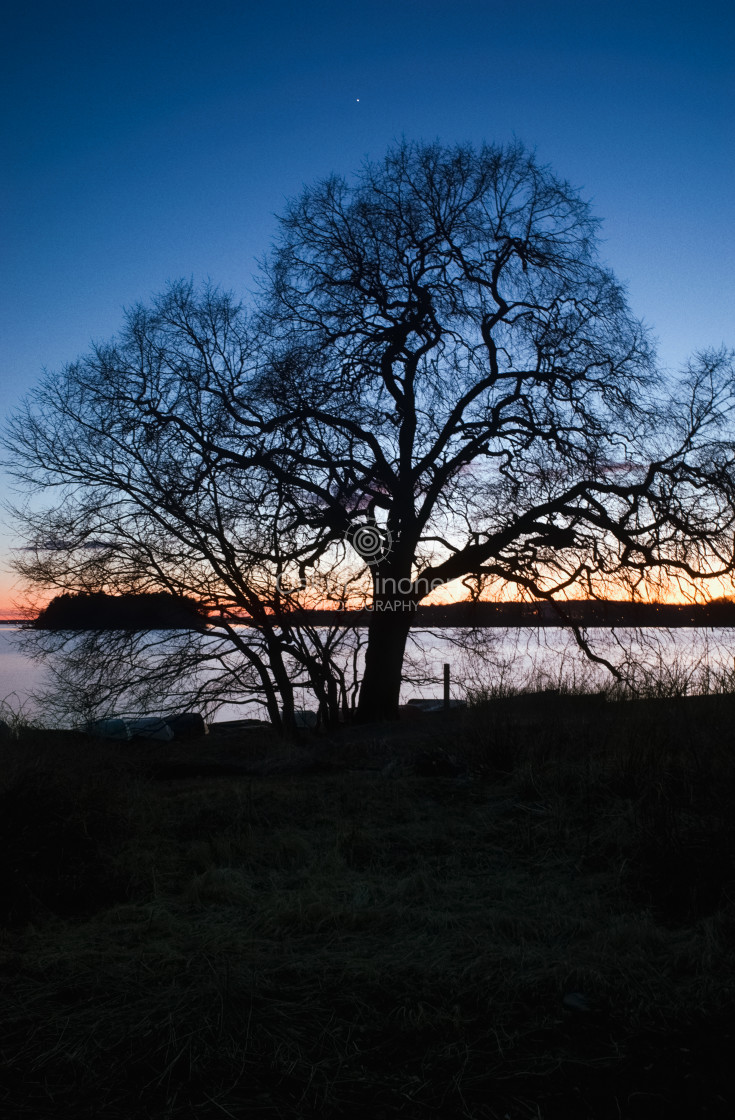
(443, 662, 450, 711)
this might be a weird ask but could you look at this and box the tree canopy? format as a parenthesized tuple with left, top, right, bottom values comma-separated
(4, 140, 735, 722)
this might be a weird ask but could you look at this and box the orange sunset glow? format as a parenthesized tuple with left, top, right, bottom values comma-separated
(3, 572, 734, 622)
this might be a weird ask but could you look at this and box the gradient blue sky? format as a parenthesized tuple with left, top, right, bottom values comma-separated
(1, 0, 733, 612)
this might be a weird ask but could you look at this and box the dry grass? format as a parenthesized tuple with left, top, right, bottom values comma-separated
(2, 695, 735, 1117)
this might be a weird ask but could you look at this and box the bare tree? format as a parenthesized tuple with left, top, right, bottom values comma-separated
(4, 140, 735, 726)
(4, 284, 366, 730)
(254, 140, 735, 717)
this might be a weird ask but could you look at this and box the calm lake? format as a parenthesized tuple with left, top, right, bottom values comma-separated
(2, 623, 735, 728)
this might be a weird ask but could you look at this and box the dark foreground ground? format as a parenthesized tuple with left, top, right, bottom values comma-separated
(2, 692, 735, 1117)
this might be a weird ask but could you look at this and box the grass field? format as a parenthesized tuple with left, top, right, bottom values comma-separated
(2, 693, 735, 1117)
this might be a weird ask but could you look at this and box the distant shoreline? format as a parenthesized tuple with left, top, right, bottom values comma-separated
(270, 601, 735, 628)
(4, 600, 735, 629)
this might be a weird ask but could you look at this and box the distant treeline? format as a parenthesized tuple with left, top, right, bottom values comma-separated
(30, 594, 735, 630)
(415, 599, 735, 627)
(34, 591, 208, 631)
(276, 599, 735, 628)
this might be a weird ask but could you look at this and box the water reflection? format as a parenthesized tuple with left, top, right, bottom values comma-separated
(3, 624, 735, 728)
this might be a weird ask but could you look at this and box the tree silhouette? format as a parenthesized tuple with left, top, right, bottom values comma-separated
(257, 140, 735, 717)
(4, 285, 366, 729)
(4, 140, 735, 724)
(34, 590, 207, 630)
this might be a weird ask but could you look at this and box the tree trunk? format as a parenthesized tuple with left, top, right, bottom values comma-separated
(269, 642, 296, 733)
(357, 596, 415, 721)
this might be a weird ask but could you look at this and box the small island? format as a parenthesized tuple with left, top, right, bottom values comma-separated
(33, 591, 209, 631)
